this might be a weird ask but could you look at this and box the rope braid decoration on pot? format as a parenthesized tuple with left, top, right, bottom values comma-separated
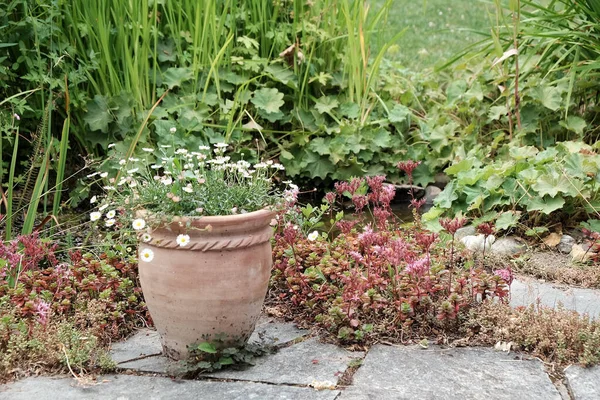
(146, 231, 274, 252)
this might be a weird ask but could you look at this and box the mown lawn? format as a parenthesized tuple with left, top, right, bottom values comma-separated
(374, 0, 492, 68)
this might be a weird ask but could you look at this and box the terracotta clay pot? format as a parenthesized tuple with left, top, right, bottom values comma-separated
(137, 208, 276, 360)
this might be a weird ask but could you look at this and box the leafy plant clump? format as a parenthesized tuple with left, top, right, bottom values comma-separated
(0, 234, 149, 381)
(427, 142, 600, 231)
(269, 171, 510, 344)
(180, 339, 274, 378)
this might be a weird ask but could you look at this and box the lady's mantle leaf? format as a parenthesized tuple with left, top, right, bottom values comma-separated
(525, 196, 565, 214)
(495, 211, 521, 230)
(162, 67, 193, 89)
(84, 95, 112, 132)
(531, 172, 572, 198)
(314, 96, 339, 114)
(251, 88, 285, 114)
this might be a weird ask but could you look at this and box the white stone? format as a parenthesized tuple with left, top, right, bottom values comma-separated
(490, 236, 527, 255)
(460, 234, 496, 252)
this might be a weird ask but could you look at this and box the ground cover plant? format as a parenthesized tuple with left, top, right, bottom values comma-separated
(268, 166, 511, 343)
(0, 232, 149, 382)
(465, 301, 600, 369)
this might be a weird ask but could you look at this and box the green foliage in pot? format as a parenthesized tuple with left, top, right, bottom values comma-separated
(89, 140, 291, 220)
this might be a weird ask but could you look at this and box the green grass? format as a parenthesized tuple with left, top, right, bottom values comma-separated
(374, 0, 492, 69)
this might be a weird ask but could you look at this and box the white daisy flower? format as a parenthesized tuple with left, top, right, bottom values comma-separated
(132, 218, 146, 230)
(308, 231, 319, 241)
(150, 164, 162, 169)
(182, 185, 194, 193)
(90, 212, 102, 221)
(214, 142, 228, 148)
(90, 195, 97, 204)
(198, 145, 211, 151)
(170, 127, 177, 133)
(100, 172, 109, 178)
(119, 159, 127, 165)
(142, 233, 152, 242)
(139, 248, 154, 262)
(105, 219, 116, 227)
(176, 234, 190, 247)
(106, 210, 116, 219)
(161, 176, 173, 185)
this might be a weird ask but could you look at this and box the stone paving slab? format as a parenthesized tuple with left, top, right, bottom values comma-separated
(110, 329, 162, 364)
(203, 338, 362, 386)
(565, 365, 600, 400)
(0, 374, 339, 400)
(248, 319, 309, 347)
(111, 320, 309, 374)
(511, 278, 600, 319)
(117, 355, 176, 374)
(339, 345, 561, 400)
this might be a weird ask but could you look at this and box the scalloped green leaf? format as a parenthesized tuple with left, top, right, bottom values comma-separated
(162, 67, 193, 89)
(509, 146, 539, 160)
(532, 171, 572, 198)
(315, 96, 339, 115)
(84, 95, 112, 133)
(388, 104, 411, 123)
(434, 181, 459, 209)
(496, 211, 521, 230)
(251, 88, 285, 114)
(196, 342, 218, 354)
(560, 115, 587, 136)
(525, 196, 565, 214)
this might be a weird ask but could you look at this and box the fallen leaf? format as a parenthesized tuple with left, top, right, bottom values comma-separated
(571, 244, 593, 262)
(543, 232, 562, 247)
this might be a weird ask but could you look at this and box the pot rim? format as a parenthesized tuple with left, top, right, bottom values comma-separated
(136, 207, 277, 233)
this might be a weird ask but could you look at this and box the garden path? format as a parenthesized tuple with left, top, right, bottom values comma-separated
(2, 277, 600, 400)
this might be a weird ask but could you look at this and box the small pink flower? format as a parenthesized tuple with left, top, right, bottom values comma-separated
(324, 192, 336, 204)
(283, 224, 299, 245)
(352, 195, 369, 213)
(494, 268, 514, 285)
(410, 197, 426, 210)
(35, 300, 51, 326)
(440, 217, 468, 235)
(397, 160, 421, 177)
(406, 256, 430, 276)
(416, 232, 438, 251)
(336, 220, 358, 234)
